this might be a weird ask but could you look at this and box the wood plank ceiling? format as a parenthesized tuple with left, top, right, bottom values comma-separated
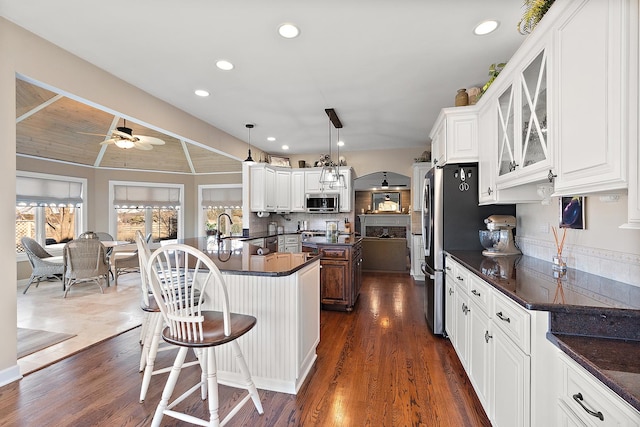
(15, 79, 241, 174)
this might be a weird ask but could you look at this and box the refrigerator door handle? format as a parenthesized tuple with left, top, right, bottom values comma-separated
(421, 262, 436, 280)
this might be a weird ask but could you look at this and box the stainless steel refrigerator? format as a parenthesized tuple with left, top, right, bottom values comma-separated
(421, 163, 515, 335)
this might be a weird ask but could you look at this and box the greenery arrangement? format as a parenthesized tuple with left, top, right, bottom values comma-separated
(479, 62, 507, 98)
(517, 0, 556, 35)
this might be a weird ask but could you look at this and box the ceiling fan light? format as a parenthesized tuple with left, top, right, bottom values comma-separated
(115, 139, 135, 149)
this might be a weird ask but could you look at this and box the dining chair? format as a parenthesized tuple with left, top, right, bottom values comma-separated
(20, 237, 65, 294)
(147, 243, 263, 427)
(95, 232, 116, 280)
(63, 238, 110, 298)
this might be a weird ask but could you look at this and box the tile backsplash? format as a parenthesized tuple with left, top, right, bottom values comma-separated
(517, 236, 640, 288)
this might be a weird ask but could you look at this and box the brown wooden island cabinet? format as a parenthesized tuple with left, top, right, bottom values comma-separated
(302, 235, 362, 311)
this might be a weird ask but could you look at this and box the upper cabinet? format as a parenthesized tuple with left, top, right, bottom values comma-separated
(494, 44, 552, 189)
(429, 106, 479, 167)
(250, 165, 353, 213)
(552, 0, 633, 196)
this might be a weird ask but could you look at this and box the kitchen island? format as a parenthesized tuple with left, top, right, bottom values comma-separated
(176, 237, 320, 394)
(446, 250, 640, 425)
(302, 234, 363, 311)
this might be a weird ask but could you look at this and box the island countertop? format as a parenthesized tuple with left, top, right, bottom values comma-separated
(173, 236, 319, 276)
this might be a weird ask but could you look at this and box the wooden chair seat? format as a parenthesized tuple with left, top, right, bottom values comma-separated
(161, 311, 256, 348)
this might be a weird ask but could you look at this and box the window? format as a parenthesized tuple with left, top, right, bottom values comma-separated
(199, 185, 243, 237)
(110, 182, 183, 243)
(15, 172, 86, 253)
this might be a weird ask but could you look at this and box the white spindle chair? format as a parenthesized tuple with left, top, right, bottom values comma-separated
(147, 243, 263, 426)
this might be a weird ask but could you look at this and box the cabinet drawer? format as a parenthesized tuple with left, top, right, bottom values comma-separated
(285, 235, 299, 244)
(493, 290, 530, 354)
(320, 247, 349, 259)
(468, 274, 492, 315)
(445, 257, 469, 292)
(559, 354, 640, 426)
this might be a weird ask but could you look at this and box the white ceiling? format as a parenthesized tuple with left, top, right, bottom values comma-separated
(1, 0, 525, 158)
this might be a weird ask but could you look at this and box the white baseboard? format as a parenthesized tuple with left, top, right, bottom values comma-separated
(0, 364, 22, 388)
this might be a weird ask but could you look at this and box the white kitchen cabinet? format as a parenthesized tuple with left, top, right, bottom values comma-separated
(558, 352, 640, 426)
(429, 106, 479, 167)
(491, 324, 531, 427)
(410, 234, 425, 281)
(284, 235, 301, 253)
(305, 169, 323, 193)
(412, 162, 431, 211)
(468, 298, 493, 412)
(338, 168, 352, 212)
(444, 265, 456, 339)
(275, 169, 291, 212)
(553, 0, 635, 197)
(494, 43, 552, 190)
(290, 170, 306, 212)
(250, 164, 276, 212)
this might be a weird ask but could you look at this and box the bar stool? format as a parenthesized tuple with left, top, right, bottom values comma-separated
(147, 243, 263, 426)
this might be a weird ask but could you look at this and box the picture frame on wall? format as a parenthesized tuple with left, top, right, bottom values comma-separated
(269, 155, 291, 168)
(372, 192, 401, 212)
(559, 196, 585, 229)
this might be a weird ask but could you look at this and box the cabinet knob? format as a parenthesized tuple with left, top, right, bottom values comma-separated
(484, 331, 493, 343)
(487, 187, 493, 195)
(448, 288, 454, 296)
(547, 169, 557, 182)
(572, 393, 604, 421)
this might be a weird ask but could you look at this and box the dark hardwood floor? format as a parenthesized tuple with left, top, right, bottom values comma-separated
(0, 272, 489, 426)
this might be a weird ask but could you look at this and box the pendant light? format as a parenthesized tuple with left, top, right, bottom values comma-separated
(332, 128, 346, 189)
(381, 172, 389, 189)
(244, 123, 255, 162)
(319, 108, 343, 189)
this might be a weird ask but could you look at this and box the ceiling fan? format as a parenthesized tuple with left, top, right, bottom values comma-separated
(83, 119, 166, 150)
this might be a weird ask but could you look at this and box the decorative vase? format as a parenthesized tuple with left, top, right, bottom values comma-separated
(455, 88, 469, 106)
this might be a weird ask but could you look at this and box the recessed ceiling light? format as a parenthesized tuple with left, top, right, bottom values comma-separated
(215, 60, 234, 71)
(278, 23, 300, 39)
(474, 20, 499, 36)
(267, 137, 276, 142)
(194, 89, 210, 97)
(281, 145, 289, 150)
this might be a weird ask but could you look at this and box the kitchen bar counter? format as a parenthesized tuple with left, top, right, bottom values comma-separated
(447, 250, 640, 412)
(177, 236, 319, 276)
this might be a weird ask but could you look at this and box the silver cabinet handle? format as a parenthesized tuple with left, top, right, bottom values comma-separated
(496, 311, 511, 323)
(471, 289, 481, 297)
(462, 303, 470, 315)
(484, 331, 492, 343)
(448, 288, 454, 296)
(456, 275, 464, 281)
(572, 393, 604, 421)
(445, 266, 451, 271)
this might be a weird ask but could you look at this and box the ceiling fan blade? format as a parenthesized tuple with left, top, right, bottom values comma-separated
(133, 141, 154, 150)
(136, 135, 165, 145)
(112, 129, 134, 140)
(100, 139, 117, 145)
(77, 131, 111, 137)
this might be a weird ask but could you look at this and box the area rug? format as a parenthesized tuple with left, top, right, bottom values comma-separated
(17, 327, 76, 359)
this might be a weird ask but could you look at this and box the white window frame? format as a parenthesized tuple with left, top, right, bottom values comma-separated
(109, 180, 184, 241)
(198, 184, 243, 237)
(16, 171, 87, 259)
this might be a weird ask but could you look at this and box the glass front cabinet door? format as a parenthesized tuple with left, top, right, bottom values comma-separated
(495, 48, 551, 188)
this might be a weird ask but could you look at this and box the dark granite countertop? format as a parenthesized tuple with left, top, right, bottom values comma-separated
(177, 237, 319, 277)
(447, 250, 640, 412)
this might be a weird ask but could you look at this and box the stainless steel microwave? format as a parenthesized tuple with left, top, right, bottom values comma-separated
(305, 193, 339, 213)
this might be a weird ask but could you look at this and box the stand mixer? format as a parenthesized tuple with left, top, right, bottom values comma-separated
(479, 214, 521, 256)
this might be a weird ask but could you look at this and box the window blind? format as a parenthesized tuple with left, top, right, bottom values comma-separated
(201, 187, 242, 208)
(113, 184, 181, 208)
(16, 175, 83, 206)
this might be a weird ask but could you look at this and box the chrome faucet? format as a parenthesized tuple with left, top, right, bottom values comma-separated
(216, 213, 233, 242)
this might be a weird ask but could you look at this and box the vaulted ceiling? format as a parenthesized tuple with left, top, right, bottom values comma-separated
(16, 79, 241, 174)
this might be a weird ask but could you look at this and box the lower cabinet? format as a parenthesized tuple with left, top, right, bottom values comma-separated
(558, 353, 640, 426)
(319, 241, 362, 311)
(445, 254, 532, 427)
(410, 234, 425, 281)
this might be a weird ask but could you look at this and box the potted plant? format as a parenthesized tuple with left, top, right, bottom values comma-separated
(517, 0, 556, 35)
(205, 222, 217, 236)
(479, 62, 507, 99)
